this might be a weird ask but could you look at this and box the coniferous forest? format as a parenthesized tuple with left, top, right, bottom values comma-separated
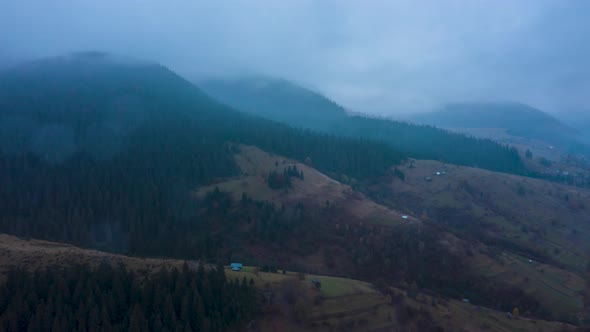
(0, 263, 257, 332)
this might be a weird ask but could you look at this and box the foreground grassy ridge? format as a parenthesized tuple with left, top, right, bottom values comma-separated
(0, 235, 576, 332)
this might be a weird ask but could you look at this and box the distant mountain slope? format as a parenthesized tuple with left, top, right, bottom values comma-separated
(410, 103, 585, 152)
(412, 102, 572, 131)
(200, 77, 526, 175)
(559, 112, 590, 144)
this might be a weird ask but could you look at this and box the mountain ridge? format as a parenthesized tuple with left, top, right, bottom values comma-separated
(200, 76, 527, 175)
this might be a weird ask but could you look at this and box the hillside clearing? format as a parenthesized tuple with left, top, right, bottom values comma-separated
(196, 144, 417, 226)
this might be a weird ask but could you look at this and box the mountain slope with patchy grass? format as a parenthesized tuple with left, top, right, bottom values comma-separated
(196, 144, 416, 226)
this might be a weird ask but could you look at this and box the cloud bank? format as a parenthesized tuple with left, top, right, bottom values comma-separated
(1, 0, 589, 115)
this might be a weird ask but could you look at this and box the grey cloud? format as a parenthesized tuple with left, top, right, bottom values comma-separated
(1, 0, 589, 115)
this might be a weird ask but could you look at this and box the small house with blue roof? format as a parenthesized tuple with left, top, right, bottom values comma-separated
(230, 263, 243, 271)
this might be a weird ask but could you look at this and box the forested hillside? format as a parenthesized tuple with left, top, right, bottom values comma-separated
(201, 77, 525, 174)
(0, 53, 402, 255)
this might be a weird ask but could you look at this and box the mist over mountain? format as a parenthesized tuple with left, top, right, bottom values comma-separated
(559, 112, 590, 144)
(200, 76, 349, 132)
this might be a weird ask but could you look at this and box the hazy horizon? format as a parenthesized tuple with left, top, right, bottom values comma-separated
(2, 0, 589, 117)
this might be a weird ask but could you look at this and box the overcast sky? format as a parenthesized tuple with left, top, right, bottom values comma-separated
(1, 0, 589, 115)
